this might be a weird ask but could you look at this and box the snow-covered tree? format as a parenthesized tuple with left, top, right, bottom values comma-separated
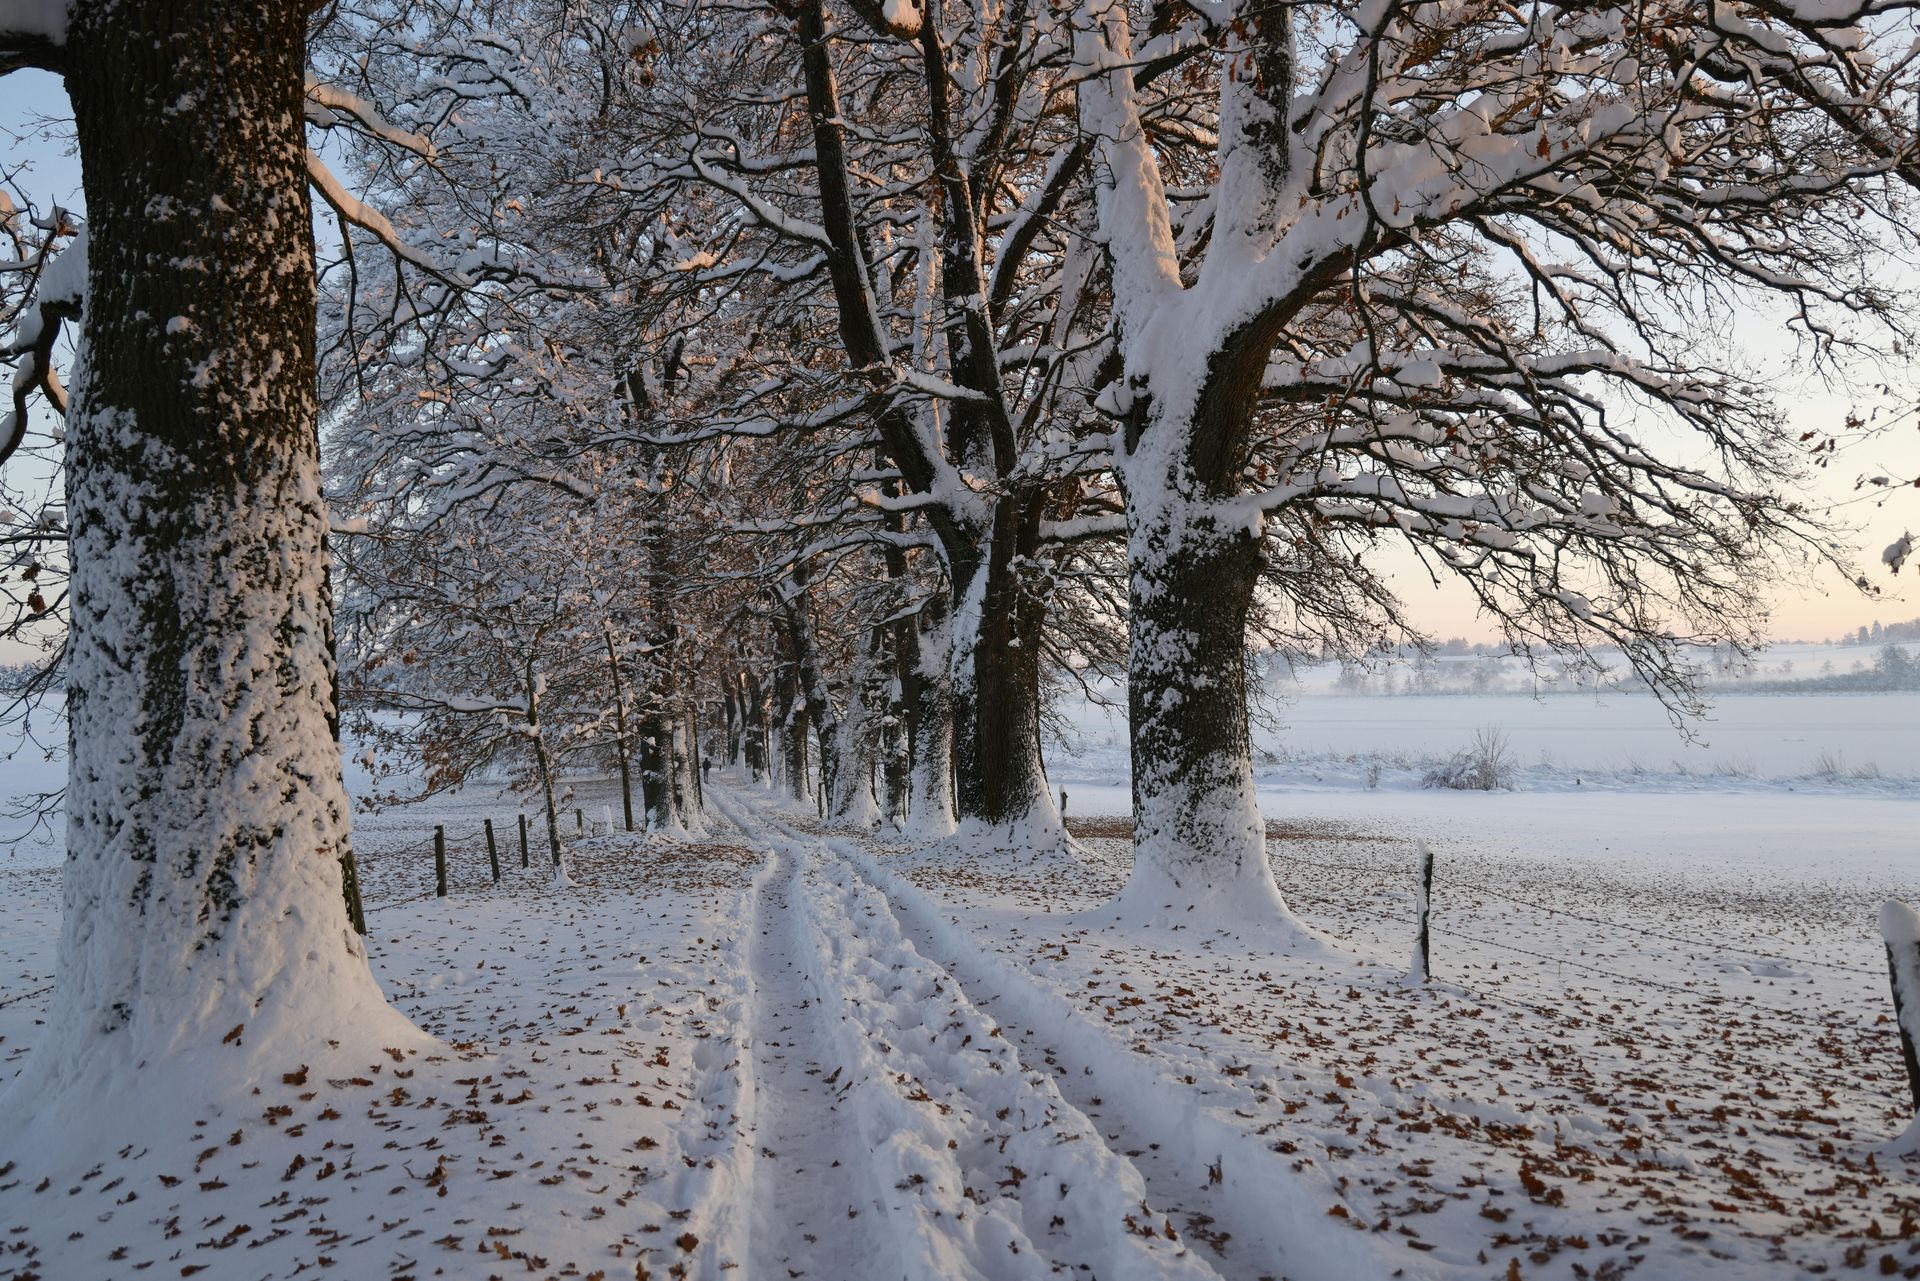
(0, 0, 423, 1122)
(1071, 0, 1920, 916)
(600, 0, 1132, 836)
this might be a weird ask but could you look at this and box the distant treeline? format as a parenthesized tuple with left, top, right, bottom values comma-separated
(1829, 617, 1920, 647)
(1305, 642, 1920, 697)
(1725, 644, 1920, 694)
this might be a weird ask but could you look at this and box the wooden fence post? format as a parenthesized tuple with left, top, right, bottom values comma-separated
(1059, 788, 1068, 823)
(485, 818, 500, 884)
(1881, 901, 1920, 1114)
(518, 812, 529, 868)
(434, 825, 448, 899)
(576, 807, 584, 837)
(1411, 842, 1434, 982)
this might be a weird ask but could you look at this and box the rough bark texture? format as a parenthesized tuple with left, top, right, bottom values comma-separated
(1116, 331, 1294, 915)
(948, 509, 1054, 830)
(830, 623, 889, 824)
(526, 662, 564, 866)
(31, 0, 409, 1101)
(773, 631, 810, 801)
(904, 593, 957, 836)
(606, 630, 637, 831)
(783, 591, 841, 808)
(740, 668, 768, 780)
(1122, 497, 1276, 908)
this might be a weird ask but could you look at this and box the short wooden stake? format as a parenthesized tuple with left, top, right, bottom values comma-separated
(1059, 788, 1068, 821)
(434, 825, 448, 899)
(576, 807, 584, 836)
(485, 818, 501, 883)
(518, 812, 529, 868)
(1412, 842, 1434, 982)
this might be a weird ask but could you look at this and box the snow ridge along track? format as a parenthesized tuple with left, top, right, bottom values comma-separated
(712, 787, 1223, 1281)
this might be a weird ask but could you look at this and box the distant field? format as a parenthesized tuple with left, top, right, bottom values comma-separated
(1056, 678, 1920, 786)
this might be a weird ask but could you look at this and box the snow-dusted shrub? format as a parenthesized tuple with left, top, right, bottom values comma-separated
(1423, 726, 1517, 791)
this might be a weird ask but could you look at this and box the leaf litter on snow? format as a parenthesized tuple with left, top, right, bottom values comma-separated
(0, 833, 763, 1281)
(7, 783, 1919, 1281)
(848, 807, 1920, 1280)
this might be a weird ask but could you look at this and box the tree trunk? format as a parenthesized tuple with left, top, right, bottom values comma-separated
(637, 440, 690, 831)
(830, 624, 889, 825)
(782, 693, 810, 801)
(638, 702, 677, 830)
(526, 660, 565, 867)
(947, 507, 1054, 832)
(783, 585, 841, 808)
(880, 629, 911, 827)
(322, 532, 367, 936)
(606, 628, 636, 831)
(27, 0, 410, 1105)
(722, 681, 741, 767)
(773, 631, 810, 801)
(904, 592, 957, 837)
(1116, 385, 1292, 921)
(683, 696, 704, 819)
(740, 668, 768, 781)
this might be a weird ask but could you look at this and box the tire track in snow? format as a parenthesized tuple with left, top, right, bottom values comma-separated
(730, 789, 1040, 1280)
(718, 787, 1227, 1281)
(743, 841, 889, 1278)
(737, 801, 1440, 1281)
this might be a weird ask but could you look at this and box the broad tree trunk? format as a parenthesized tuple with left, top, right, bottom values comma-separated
(740, 668, 768, 781)
(526, 662, 565, 867)
(783, 586, 841, 808)
(1121, 492, 1279, 912)
(605, 628, 637, 831)
(947, 506, 1054, 832)
(27, 0, 410, 1104)
(773, 635, 811, 801)
(638, 701, 680, 830)
(722, 682, 741, 767)
(904, 592, 957, 836)
(681, 699, 703, 822)
(830, 624, 889, 825)
(1114, 374, 1292, 919)
(781, 695, 811, 801)
(1078, 0, 1306, 922)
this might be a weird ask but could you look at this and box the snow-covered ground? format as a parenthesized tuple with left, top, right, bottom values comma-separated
(2, 686, 1917, 1279)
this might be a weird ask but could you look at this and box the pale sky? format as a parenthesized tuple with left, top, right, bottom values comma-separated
(0, 71, 1915, 661)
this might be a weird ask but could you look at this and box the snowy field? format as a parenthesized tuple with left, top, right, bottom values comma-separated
(2, 686, 1918, 1279)
(1058, 645, 1920, 794)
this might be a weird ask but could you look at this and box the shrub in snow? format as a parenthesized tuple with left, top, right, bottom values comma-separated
(1423, 725, 1517, 791)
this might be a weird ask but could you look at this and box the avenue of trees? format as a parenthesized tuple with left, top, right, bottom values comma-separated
(1, 0, 1918, 1091)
